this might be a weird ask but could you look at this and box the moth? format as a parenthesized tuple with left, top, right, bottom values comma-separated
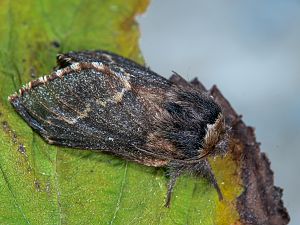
(9, 50, 229, 207)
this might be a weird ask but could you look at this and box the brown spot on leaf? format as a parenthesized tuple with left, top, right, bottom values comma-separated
(34, 179, 41, 191)
(1, 121, 17, 144)
(18, 144, 26, 154)
(45, 181, 51, 194)
(30, 66, 37, 78)
(50, 40, 60, 48)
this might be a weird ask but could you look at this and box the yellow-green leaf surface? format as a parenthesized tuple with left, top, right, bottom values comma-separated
(0, 1, 242, 224)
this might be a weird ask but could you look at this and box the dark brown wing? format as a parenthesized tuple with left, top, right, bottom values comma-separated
(57, 50, 170, 89)
(57, 50, 146, 71)
(9, 56, 181, 166)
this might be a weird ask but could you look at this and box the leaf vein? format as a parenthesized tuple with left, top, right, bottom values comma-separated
(54, 149, 62, 225)
(109, 162, 128, 225)
(0, 162, 31, 225)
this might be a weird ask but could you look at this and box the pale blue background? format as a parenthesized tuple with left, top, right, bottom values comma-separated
(138, 1, 300, 224)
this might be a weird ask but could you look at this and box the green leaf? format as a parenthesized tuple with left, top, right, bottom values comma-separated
(0, 1, 242, 224)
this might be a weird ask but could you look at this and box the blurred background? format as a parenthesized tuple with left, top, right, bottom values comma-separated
(138, 0, 300, 224)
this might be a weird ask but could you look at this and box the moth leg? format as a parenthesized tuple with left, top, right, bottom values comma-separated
(165, 163, 184, 207)
(201, 160, 223, 200)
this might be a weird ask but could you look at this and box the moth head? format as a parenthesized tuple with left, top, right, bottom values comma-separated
(199, 113, 229, 159)
(161, 87, 230, 161)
